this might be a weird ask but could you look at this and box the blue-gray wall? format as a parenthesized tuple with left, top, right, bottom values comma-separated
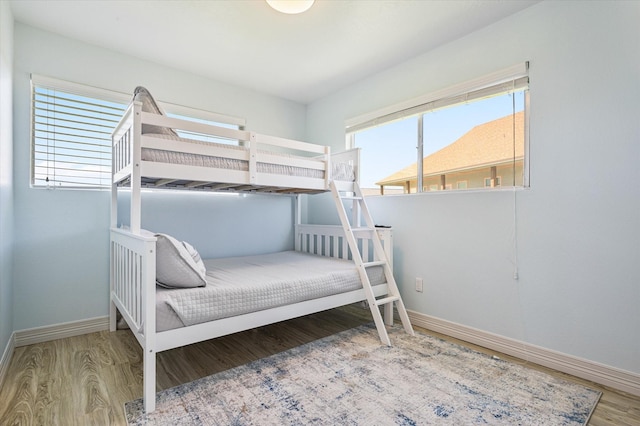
(11, 23, 306, 331)
(116, 191, 296, 260)
(305, 1, 640, 374)
(0, 0, 15, 361)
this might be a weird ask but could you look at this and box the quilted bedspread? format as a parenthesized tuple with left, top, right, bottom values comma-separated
(157, 251, 385, 330)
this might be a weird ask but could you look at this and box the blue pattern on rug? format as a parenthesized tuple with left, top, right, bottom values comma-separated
(125, 324, 601, 425)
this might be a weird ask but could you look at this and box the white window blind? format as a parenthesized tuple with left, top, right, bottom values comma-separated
(31, 76, 128, 188)
(346, 63, 529, 133)
(349, 76, 529, 134)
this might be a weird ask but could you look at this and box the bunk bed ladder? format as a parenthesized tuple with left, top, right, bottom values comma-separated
(330, 181, 414, 346)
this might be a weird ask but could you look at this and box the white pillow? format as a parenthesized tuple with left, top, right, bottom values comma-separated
(182, 240, 206, 277)
(133, 86, 179, 137)
(155, 233, 207, 288)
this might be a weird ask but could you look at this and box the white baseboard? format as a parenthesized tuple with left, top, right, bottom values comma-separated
(407, 310, 640, 397)
(14, 316, 110, 347)
(0, 332, 16, 390)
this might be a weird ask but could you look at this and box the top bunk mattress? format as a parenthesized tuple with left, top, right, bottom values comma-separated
(140, 133, 356, 182)
(156, 250, 385, 332)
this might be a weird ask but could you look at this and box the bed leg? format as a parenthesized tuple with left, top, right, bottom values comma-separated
(143, 349, 156, 413)
(109, 300, 117, 332)
(384, 302, 394, 326)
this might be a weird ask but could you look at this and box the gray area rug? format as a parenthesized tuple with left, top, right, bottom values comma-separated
(126, 324, 601, 425)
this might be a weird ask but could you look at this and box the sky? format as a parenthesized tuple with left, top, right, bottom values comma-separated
(33, 88, 125, 187)
(354, 91, 525, 189)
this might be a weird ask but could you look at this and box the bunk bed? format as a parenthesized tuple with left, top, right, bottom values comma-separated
(109, 88, 402, 413)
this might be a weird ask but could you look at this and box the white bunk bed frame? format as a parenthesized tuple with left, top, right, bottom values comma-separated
(110, 100, 360, 233)
(109, 100, 396, 413)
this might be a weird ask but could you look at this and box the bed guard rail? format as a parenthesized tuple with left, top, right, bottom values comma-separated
(295, 224, 392, 269)
(110, 228, 157, 341)
(331, 148, 360, 178)
(112, 101, 332, 184)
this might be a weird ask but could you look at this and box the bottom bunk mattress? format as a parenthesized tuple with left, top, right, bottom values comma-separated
(156, 250, 385, 332)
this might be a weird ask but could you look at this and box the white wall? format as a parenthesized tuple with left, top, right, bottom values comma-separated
(306, 1, 640, 374)
(0, 1, 15, 355)
(12, 24, 306, 330)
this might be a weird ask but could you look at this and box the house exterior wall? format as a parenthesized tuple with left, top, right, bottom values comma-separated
(382, 163, 524, 193)
(306, 1, 640, 374)
(400, 162, 524, 193)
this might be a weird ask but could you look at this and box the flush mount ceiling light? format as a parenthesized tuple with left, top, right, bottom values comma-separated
(266, 0, 315, 15)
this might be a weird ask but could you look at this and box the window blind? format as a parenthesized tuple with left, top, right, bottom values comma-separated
(31, 81, 127, 188)
(346, 62, 529, 134)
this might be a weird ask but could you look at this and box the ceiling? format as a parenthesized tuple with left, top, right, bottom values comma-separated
(10, 0, 539, 104)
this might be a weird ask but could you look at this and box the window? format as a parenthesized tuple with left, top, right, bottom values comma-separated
(163, 104, 245, 146)
(484, 176, 502, 188)
(31, 76, 128, 188)
(31, 76, 245, 189)
(346, 63, 529, 196)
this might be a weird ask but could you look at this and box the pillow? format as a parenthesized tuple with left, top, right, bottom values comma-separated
(155, 233, 207, 288)
(133, 86, 179, 137)
(182, 240, 206, 277)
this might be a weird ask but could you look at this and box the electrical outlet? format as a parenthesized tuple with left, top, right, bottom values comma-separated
(415, 277, 423, 293)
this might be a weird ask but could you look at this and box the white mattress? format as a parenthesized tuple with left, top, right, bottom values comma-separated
(155, 251, 385, 332)
(141, 133, 355, 181)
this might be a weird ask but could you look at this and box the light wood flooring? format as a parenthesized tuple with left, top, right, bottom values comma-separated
(0, 305, 638, 425)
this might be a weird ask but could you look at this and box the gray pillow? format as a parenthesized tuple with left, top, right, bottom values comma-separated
(155, 233, 207, 289)
(133, 86, 179, 137)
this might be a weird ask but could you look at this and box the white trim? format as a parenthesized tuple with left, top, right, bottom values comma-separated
(523, 89, 531, 187)
(14, 316, 110, 347)
(0, 332, 16, 389)
(31, 74, 131, 104)
(408, 310, 640, 397)
(346, 62, 528, 131)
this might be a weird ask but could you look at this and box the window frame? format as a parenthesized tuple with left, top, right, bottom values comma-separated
(345, 63, 530, 194)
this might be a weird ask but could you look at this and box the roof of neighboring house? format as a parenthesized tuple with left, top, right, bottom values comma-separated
(376, 111, 525, 186)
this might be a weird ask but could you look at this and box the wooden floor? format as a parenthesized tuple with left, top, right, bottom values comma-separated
(0, 305, 638, 425)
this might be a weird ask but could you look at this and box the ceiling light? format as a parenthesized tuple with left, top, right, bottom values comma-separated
(266, 0, 315, 15)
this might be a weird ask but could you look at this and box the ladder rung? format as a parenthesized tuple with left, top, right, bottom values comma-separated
(340, 195, 363, 201)
(363, 260, 386, 267)
(374, 295, 400, 306)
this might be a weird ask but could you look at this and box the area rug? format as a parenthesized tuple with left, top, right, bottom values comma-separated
(125, 324, 601, 425)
